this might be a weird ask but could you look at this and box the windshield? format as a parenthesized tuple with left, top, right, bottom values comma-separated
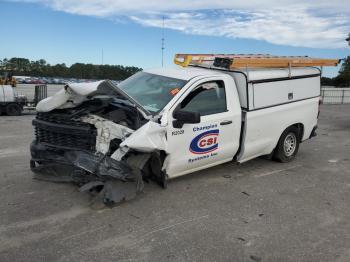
(118, 72, 187, 113)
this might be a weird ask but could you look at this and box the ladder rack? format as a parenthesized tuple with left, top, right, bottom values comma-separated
(174, 54, 340, 69)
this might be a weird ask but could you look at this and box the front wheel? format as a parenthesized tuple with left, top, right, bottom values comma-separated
(273, 126, 300, 163)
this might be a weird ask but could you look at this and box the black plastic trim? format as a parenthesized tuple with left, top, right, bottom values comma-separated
(309, 126, 318, 139)
(33, 119, 94, 135)
(230, 70, 249, 111)
(249, 74, 320, 84)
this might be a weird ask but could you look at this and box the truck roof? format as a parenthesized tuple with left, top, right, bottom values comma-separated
(145, 66, 321, 82)
(145, 67, 224, 81)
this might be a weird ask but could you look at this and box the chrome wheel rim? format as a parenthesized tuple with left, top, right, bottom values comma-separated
(284, 133, 297, 157)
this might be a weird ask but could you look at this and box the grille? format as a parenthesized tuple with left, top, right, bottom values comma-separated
(33, 112, 97, 151)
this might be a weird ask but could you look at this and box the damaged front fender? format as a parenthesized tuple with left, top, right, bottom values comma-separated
(119, 121, 167, 153)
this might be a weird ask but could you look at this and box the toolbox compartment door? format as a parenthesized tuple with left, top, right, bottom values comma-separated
(252, 76, 320, 110)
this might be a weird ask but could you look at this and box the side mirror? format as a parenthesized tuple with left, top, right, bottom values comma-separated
(172, 107, 200, 128)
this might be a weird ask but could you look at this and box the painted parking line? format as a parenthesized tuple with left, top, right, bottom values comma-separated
(254, 165, 302, 178)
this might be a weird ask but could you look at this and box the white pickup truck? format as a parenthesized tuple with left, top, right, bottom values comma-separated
(30, 54, 338, 204)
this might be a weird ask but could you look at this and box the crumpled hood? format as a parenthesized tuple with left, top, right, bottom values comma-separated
(68, 80, 105, 96)
(36, 80, 106, 112)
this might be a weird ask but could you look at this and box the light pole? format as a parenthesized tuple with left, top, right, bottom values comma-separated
(161, 16, 165, 67)
(346, 33, 350, 46)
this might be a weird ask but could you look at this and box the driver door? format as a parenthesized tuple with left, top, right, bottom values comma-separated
(165, 76, 241, 178)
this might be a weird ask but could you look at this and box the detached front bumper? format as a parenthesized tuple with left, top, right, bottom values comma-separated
(30, 141, 143, 204)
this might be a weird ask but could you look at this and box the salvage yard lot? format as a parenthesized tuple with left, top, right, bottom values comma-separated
(1, 105, 350, 262)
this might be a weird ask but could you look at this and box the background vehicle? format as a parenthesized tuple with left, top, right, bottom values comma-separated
(0, 72, 27, 115)
(30, 54, 339, 203)
(0, 84, 27, 115)
(0, 72, 48, 116)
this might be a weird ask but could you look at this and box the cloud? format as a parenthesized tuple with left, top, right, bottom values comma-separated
(8, 0, 350, 48)
(131, 9, 349, 48)
(14, 0, 350, 15)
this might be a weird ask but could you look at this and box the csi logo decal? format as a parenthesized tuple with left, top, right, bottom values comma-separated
(189, 129, 219, 154)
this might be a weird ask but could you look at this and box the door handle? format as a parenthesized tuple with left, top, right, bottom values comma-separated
(220, 120, 232, 125)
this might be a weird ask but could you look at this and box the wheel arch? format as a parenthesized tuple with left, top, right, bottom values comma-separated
(271, 123, 304, 154)
(291, 123, 304, 142)
(272, 123, 303, 162)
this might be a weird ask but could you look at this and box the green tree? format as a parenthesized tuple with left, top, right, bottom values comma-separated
(9, 58, 31, 73)
(334, 56, 350, 87)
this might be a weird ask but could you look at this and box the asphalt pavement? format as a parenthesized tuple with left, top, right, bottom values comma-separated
(0, 105, 350, 262)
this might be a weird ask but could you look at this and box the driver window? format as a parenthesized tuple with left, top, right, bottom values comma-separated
(180, 81, 227, 116)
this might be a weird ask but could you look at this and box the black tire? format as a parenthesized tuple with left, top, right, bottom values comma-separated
(5, 103, 22, 116)
(273, 126, 300, 163)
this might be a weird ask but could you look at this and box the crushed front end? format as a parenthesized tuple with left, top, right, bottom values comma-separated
(30, 80, 167, 206)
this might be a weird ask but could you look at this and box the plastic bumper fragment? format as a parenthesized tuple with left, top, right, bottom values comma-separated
(30, 142, 143, 205)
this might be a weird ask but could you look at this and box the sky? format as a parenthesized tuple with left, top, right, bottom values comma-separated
(1, 0, 350, 77)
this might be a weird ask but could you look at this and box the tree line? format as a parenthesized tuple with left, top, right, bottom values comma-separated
(1, 56, 350, 86)
(321, 56, 350, 87)
(0, 57, 142, 80)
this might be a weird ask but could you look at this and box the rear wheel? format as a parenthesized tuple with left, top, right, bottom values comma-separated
(273, 126, 300, 163)
(5, 103, 22, 116)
